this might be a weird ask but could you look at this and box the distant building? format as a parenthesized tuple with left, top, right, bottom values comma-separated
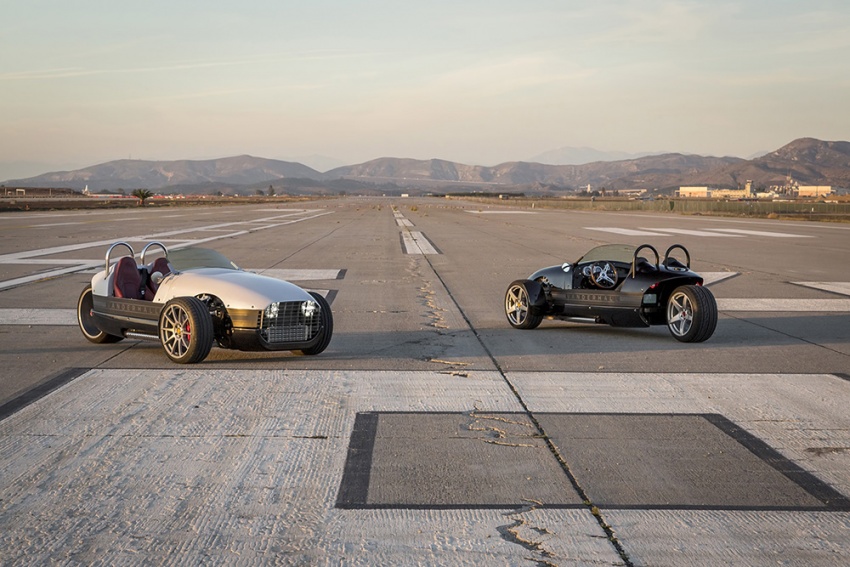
(710, 189, 746, 199)
(678, 186, 710, 198)
(679, 180, 758, 199)
(797, 186, 833, 198)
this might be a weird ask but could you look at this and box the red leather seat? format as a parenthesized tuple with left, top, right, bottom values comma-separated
(113, 256, 150, 300)
(146, 257, 172, 297)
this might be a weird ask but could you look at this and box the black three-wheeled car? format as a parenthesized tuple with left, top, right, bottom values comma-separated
(505, 243, 717, 342)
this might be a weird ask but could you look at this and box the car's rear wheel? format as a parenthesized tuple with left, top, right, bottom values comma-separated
(666, 285, 717, 342)
(77, 286, 123, 344)
(300, 292, 333, 355)
(505, 281, 543, 329)
(159, 297, 214, 363)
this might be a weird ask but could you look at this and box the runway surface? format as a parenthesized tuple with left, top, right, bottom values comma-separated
(1, 197, 849, 565)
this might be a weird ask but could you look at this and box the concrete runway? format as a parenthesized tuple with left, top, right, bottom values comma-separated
(1, 198, 849, 565)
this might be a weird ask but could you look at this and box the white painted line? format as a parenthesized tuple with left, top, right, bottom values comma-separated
(396, 218, 413, 227)
(465, 210, 538, 214)
(402, 231, 439, 255)
(4, 259, 98, 265)
(709, 229, 811, 238)
(717, 298, 850, 311)
(248, 269, 342, 281)
(0, 262, 103, 291)
(792, 282, 850, 297)
(31, 222, 82, 228)
(700, 272, 738, 286)
(586, 228, 668, 236)
(0, 309, 77, 325)
(642, 228, 743, 237)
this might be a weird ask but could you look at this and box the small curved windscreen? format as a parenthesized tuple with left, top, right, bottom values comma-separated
(578, 244, 638, 264)
(168, 247, 240, 271)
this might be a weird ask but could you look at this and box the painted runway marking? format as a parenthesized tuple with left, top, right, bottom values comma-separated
(642, 228, 743, 237)
(31, 222, 82, 228)
(0, 309, 76, 325)
(587, 228, 668, 236)
(590, 227, 811, 238)
(716, 298, 850, 311)
(396, 218, 413, 227)
(700, 272, 738, 286)
(465, 210, 538, 214)
(792, 282, 850, 296)
(248, 269, 343, 281)
(401, 231, 439, 254)
(708, 228, 812, 238)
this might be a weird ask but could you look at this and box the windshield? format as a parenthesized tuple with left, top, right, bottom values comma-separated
(168, 247, 240, 271)
(578, 244, 638, 264)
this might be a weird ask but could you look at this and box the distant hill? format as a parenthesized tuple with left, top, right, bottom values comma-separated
(326, 154, 743, 190)
(5, 155, 322, 192)
(674, 138, 850, 189)
(5, 138, 848, 194)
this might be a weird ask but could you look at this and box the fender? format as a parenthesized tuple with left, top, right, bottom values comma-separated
(519, 279, 549, 314)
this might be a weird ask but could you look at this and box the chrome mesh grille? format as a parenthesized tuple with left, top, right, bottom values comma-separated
(260, 301, 321, 343)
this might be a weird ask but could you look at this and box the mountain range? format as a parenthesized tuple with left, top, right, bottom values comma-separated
(5, 138, 849, 195)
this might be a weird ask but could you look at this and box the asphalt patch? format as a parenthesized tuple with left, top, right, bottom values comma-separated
(338, 412, 850, 511)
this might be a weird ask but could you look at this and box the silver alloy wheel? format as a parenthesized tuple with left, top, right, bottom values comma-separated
(160, 302, 192, 359)
(159, 297, 213, 363)
(506, 284, 530, 326)
(667, 289, 694, 337)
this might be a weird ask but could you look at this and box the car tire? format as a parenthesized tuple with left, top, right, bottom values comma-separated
(77, 286, 124, 344)
(300, 292, 333, 355)
(159, 297, 214, 363)
(666, 285, 717, 342)
(505, 280, 544, 330)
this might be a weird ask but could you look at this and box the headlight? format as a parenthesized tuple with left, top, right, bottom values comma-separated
(264, 303, 279, 319)
(301, 301, 318, 317)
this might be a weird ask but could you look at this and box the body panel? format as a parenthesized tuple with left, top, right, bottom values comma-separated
(152, 269, 313, 308)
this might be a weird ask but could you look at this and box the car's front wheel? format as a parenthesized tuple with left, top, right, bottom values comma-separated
(505, 280, 543, 329)
(300, 292, 333, 355)
(77, 286, 123, 344)
(666, 285, 717, 342)
(159, 297, 214, 363)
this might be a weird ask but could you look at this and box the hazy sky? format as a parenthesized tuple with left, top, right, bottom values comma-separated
(2, 0, 849, 178)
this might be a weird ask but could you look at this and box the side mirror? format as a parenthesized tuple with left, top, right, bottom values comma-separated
(151, 271, 164, 285)
(561, 263, 571, 272)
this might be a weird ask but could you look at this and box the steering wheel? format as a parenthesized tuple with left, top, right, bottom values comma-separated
(590, 261, 619, 289)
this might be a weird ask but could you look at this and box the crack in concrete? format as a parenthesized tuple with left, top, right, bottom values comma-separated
(496, 500, 560, 566)
(464, 409, 542, 449)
